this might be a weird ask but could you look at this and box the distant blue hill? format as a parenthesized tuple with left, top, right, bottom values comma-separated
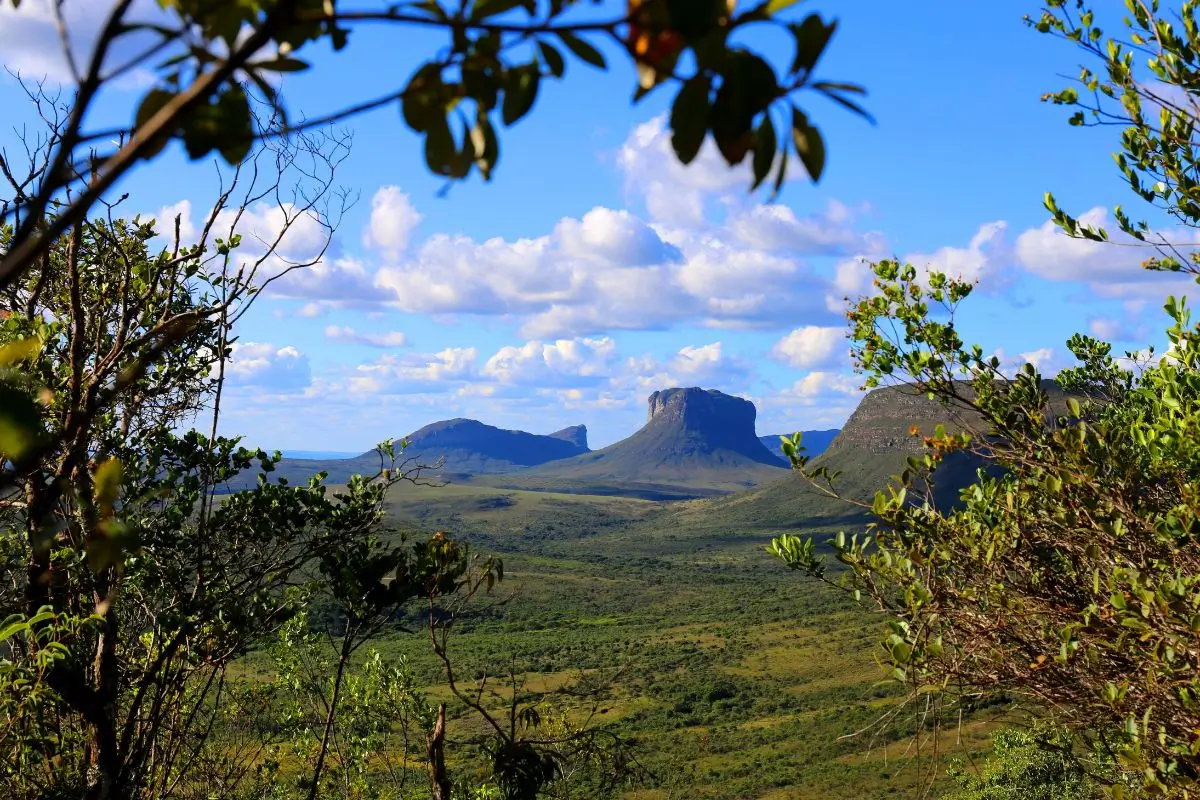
(757, 430, 840, 463)
(218, 420, 591, 492)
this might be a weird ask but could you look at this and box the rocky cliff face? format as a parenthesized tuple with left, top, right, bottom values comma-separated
(825, 386, 964, 456)
(528, 387, 785, 491)
(548, 424, 589, 451)
(644, 387, 765, 455)
(825, 379, 1070, 457)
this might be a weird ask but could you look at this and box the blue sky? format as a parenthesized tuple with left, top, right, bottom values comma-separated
(2, 1, 1194, 451)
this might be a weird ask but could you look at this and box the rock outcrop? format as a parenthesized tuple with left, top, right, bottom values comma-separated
(642, 388, 774, 461)
(824, 379, 1070, 457)
(548, 424, 589, 451)
(525, 388, 786, 491)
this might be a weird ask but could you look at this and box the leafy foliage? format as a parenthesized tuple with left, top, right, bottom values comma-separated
(774, 260, 1200, 795)
(0, 0, 871, 302)
(0, 117, 519, 799)
(766, 4, 1200, 795)
(942, 726, 1104, 800)
(1030, 0, 1200, 277)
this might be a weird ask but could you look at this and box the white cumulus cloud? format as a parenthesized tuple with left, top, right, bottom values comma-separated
(362, 186, 422, 259)
(1015, 207, 1200, 299)
(771, 326, 847, 369)
(324, 325, 407, 348)
(482, 337, 617, 386)
(727, 201, 884, 256)
(0, 0, 169, 87)
(373, 203, 844, 337)
(224, 342, 312, 393)
(906, 220, 1012, 290)
(348, 347, 477, 395)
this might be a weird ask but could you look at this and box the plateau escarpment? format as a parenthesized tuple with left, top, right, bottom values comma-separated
(512, 388, 787, 494)
(686, 379, 1075, 532)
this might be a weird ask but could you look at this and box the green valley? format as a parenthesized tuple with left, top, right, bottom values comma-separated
(343, 477, 1008, 800)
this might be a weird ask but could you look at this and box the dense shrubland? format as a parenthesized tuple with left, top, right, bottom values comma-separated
(10, 0, 1200, 798)
(773, 2, 1200, 797)
(0, 1, 866, 797)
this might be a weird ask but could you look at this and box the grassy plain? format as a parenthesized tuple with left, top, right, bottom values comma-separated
(355, 479, 1005, 799)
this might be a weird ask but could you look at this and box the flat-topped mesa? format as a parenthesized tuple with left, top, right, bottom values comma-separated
(548, 424, 589, 451)
(648, 386, 756, 430)
(524, 387, 784, 490)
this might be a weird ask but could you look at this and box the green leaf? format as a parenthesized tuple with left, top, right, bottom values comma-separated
(0, 337, 41, 366)
(0, 385, 46, 460)
(424, 116, 457, 176)
(789, 13, 836, 75)
(667, 0, 730, 39)
(538, 40, 565, 78)
(557, 31, 606, 70)
(751, 113, 777, 190)
(470, 0, 526, 20)
(133, 88, 177, 160)
(501, 65, 540, 126)
(711, 51, 778, 165)
(214, 84, 253, 164)
(814, 85, 875, 124)
(669, 74, 711, 165)
(791, 106, 825, 182)
(93, 457, 124, 515)
(26, 608, 55, 627)
(471, 112, 499, 180)
(252, 56, 310, 73)
(769, 142, 790, 200)
(86, 524, 133, 574)
(766, 0, 802, 13)
(179, 84, 253, 164)
(0, 618, 29, 643)
(402, 65, 444, 133)
(402, 92, 434, 134)
(448, 121, 475, 179)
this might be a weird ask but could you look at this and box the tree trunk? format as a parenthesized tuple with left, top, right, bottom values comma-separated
(85, 580, 121, 800)
(427, 703, 451, 800)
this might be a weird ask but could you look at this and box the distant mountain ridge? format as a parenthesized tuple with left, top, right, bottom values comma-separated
(218, 418, 590, 491)
(397, 417, 589, 473)
(224, 389, 867, 499)
(757, 430, 840, 463)
(507, 388, 787, 493)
